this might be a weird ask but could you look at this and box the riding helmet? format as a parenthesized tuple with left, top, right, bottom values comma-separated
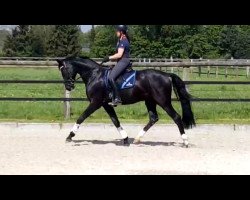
(116, 25, 128, 33)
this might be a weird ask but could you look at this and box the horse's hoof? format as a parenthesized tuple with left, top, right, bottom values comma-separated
(123, 137, 129, 146)
(133, 138, 141, 144)
(66, 132, 75, 142)
(183, 143, 189, 148)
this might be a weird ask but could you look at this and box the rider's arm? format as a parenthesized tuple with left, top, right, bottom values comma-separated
(109, 48, 124, 60)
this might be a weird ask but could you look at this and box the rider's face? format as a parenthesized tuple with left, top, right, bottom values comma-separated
(116, 31, 121, 38)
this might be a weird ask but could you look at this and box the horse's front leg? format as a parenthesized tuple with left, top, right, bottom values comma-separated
(103, 104, 129, 145)
(66, 102, 101, 142)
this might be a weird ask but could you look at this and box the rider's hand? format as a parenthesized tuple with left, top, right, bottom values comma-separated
(102, 56, 110, 63)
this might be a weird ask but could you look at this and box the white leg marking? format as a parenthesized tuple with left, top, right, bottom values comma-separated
(71, 123, 80, 134)
(181, 134, 189, 146)
(117, 127, 128, 139)
(138, 129, 146, 137)
(135, 129, 146, 140)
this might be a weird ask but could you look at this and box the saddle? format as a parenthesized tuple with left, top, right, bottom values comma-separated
(104, 62, 137, 91)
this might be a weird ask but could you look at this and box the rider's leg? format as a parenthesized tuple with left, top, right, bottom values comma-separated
(109, 79, 121, 103)
(108, 58, 130, 106)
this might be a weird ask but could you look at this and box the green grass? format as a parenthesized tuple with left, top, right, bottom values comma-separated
(0, 66, 249, 123)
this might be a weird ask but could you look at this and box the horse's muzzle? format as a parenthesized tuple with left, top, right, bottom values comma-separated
(65, 80, 75, 91)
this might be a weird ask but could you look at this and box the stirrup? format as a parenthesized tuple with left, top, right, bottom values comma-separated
(108, 98, 122, 107)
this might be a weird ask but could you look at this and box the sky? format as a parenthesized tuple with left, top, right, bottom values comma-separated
(80, 25, 92, 32)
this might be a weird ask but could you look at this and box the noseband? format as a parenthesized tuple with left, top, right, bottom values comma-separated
(60, 62, 76, 85)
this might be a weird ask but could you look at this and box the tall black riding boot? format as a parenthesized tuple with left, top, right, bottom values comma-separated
(109, 79, 122, 107)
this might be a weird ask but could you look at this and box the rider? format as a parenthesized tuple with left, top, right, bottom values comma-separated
(102, 25, 131, 107)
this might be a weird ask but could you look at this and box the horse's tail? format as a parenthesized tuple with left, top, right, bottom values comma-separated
(170, 74, 196, 129)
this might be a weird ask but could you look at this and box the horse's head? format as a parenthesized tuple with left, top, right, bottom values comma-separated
(56, 59, 77, 91)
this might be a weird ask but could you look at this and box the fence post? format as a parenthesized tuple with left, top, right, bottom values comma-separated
(143, 58, 147, 69)
(247, 66, 249, 78)
(198, 66, 201, 77)
(183, 67, 189, 80)
(183, 66, 190, 91)
(230, 57, 234, 78)
(190, 59, 193, 76)
(198, 57, 202, 77)
(207, 59, 210, 77)
(216, 66, 219, 78)
(233, 56, 238, 78)
(64, 90, 71, 120)
(170, 56, 174, 73)
(161, 58, 166, 72)
(149, 58, 154, 70)
(225, 66, 228, 78)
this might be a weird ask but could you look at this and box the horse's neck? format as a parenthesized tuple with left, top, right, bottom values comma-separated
(77, 63, 101, 84)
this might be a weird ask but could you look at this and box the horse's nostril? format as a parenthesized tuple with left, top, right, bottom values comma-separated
(65, 85, 71, 91)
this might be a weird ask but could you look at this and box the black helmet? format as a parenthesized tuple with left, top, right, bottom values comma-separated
(116, 25, 128, 33)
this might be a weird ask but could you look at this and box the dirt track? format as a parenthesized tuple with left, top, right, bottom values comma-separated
(0, 123, 250, 175)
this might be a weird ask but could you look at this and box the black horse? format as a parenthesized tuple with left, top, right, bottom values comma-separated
(56, 57, 195, 146)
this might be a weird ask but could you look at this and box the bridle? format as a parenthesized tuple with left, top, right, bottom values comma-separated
(59, 62, 75, 86)
(59, 61, 79, 86)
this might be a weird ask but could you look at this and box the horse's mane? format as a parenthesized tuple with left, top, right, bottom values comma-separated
(65, 56, 102, 68)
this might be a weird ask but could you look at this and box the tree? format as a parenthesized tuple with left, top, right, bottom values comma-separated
(3, 25, 32, 56)
(130, 34, 151, 57)
(219, 25, 239, 58)
(29, 25, 54, 56)
(235, 26, 250, 58)
(200, 25, 222, 58)
(47, 25, 82, 57)
(0, 30, 9, 52)
(2, 34, 15, 56)
(90, 25, 116, 57)
(89, 25, 95, 49)
(3, 25, 56, 57)
(218, 25, 250, 58)
(82, 25, 250, 59)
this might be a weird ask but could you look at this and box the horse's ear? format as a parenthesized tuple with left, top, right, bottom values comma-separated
(56, 59, 63, 65)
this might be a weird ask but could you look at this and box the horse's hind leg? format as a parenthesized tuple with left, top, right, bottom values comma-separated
(134, 101, 158, 144)
(162, 103, 189, 147)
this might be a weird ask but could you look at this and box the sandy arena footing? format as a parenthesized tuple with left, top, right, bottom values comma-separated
(0, 123, 249, 175)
